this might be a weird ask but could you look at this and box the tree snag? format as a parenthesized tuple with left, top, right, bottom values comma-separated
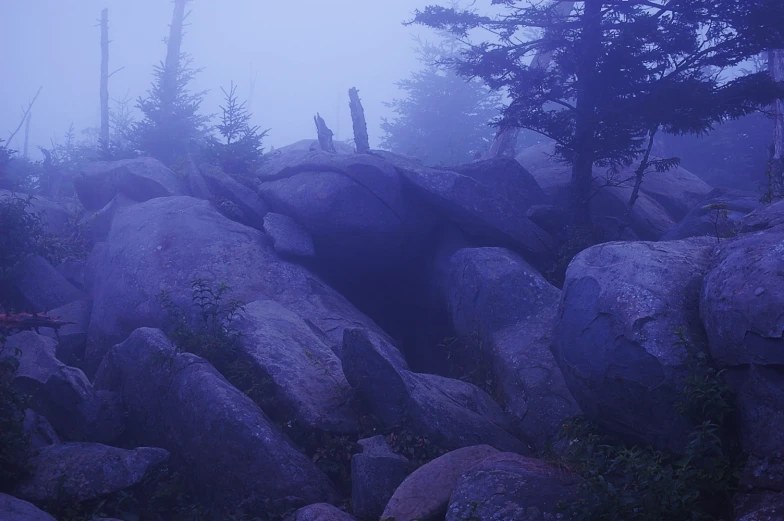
(100, 8, 110, 145)
(348, 87, 370, 153)
(314, 113, 336, 153)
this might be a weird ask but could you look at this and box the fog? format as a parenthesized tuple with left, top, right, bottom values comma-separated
(0, 0, 447, 155)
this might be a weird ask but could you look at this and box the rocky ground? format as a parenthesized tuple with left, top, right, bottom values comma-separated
(1, 139, 782, 521)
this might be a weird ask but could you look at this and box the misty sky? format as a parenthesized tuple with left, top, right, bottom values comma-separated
(0, 0, 463, 156)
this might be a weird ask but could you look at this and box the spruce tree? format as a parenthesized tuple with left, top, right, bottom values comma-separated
(131, 0, 208, 165)
(208, 81, 268, 175)
(412, 0, 784, 226)
(381, 34, 505, 166)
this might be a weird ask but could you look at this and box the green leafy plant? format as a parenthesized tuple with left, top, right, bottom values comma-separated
(385, 428, 446, 469)
(559, 331, 740, 521)
(159, 279, 276, 411)
(159, 278, 244, 364)
(0, 340, 31, 492)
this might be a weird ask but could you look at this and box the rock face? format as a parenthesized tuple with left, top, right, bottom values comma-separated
(446, 453, 582, 521)
(85, 195, 386, 374)
(517, 142, 712, 240)
(350, 436, 409, 520)
(39, 299, 91, 366)
(257, 152, 435, 274)
(554, 238, 715, 452)
(700, 218, 784, 465)
(23, 409, 60, 449)
(342, 328, 526, 453)
(14, 256, 86, 313)
(233, 298, 358, 433)
(0, 493, 58, 521)
(13, 443, 169, 504)
(5, 331, 123, 443)
(382, 445, 499, 521)
(79, 193, 136, 242)
(74, 157, 185, 211)
(388, 153, 552, 262)
(263, 212, 316, 258)
(740, 199, 784, 233)
(199, 164, 269, 229)
(662, 188, 761, 241)
(94, 327, 339, 514)
(436, 247, 579, 449)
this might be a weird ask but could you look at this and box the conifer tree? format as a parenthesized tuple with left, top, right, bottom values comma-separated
(412, 0, 784, 226)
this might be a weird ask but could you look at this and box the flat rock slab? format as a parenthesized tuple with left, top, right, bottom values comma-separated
(13, 443, 169, 504)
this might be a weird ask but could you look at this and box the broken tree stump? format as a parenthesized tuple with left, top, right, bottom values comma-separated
(314, 113, 336, 153)
(348, 87, 370, 154)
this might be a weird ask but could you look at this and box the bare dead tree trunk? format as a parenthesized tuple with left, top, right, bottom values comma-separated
(348, 87, 370, 154)
(483, 0, 576, 161)
(22, 112, 31, 159)
(769, 49, 784, 183)
(314, 113, 336, 153)
(163, 0, 189, 107)
(100, 8, 110, 145)
(616, 127, 658, 238)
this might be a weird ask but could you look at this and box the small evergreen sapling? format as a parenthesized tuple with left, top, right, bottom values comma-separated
(209, 81, 268, 176)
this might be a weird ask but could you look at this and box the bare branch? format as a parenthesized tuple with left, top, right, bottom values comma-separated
(7, 86, 42, 146)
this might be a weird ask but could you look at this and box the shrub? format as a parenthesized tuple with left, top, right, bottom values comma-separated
(0, 340, 31, 492)
(559, 331, 740, 521)
(0, 194, 46, 309)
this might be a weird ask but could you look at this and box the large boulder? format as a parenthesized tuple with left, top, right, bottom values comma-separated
(0, 493, 58, 521)
(517, 142, 712, 240)
(446, 453, 582, 521)
(23, 409, 60, 449)
(199, 164, 269, 229)
(79, 193, 136, 242)
(85, 196, 387, 374)
(382, 445, 499, 521)
(39, 299, 91, 366)
(554, 238, 715, 452)
(4, 331, 123, 443)
(13, 443, 169, 504)
(700, 222, 784, 466)
(283, 503, 357, 521)
(342, 329, 526, 453)
(267, 139, 355, 158)
(350, 435, 409, 520)
(233, 298, 358, 433)
(383, 153, 553, 262)
(55, 258, 87, 291)
(436, 247, 579, 449)
(263, 212, 316, 258)
(94, 327, 339, 514)
(740, 198, 784, 233)
(257, 152, 435, 274)
(14, 256, 86, 313)
(74, 157, 185, 211)
(662, 188, 761, 241)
